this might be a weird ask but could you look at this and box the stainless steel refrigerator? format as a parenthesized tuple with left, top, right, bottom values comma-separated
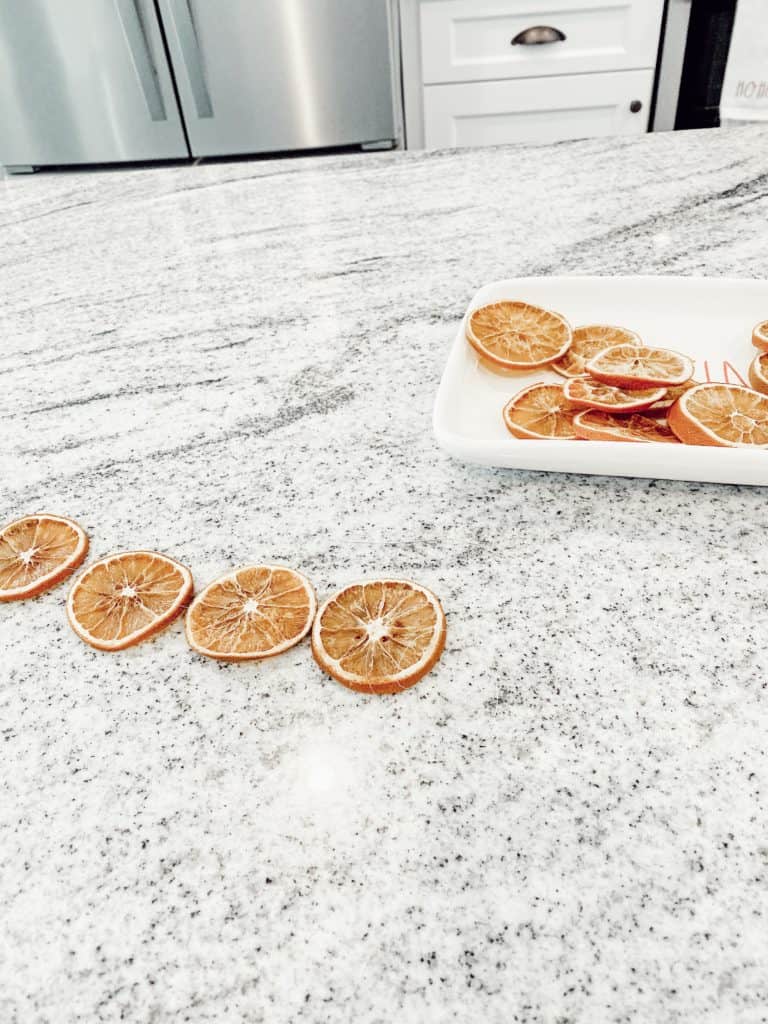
(0, 0, 398, 172)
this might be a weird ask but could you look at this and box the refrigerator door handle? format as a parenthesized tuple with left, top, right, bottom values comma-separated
(114, 0, 167, 121)
(164, 0, 214, 118)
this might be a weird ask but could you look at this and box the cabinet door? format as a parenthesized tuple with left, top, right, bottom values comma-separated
(158, 0, 396, 157)
(0, 0, 188, 167)
(420, 0, 664, 84)
(423, 70, 653, 148)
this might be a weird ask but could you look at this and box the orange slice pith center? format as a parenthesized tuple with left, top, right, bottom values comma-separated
(553, 325, 638, 377)
(71, 553, 189, 644)
(317, 581, 439, 682)
(505, 384, 578, 438)
(0, 516, 82, 593)
(469, 302, 570, 365)
(188, 567, 313, 657)
(588, 344, 691, 384)
(683, 386, 768, 445)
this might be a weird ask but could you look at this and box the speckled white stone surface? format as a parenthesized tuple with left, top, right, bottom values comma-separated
(2, 126, 768, 1023)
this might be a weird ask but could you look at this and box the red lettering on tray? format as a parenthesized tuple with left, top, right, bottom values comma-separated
(697, 361, 751, 385)
(723, 361, 749, 387)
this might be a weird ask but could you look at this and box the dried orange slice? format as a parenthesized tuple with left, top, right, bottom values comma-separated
(67, 551, 193, 651)
(586, 344, 694, 390)
(752, 320, 768, 353)
(0, 514, 88, 602)
(311, 579, 446, 694)
(503, 383, 579, 440)
(748, 352, 768, 396)
(186, 565, 316, 661)
(466, 301, 571, 371)
(563, 377, 665, 412)
(645, 380, 698, 416)
(668, 383, 768, 447)
(573, 411, 680, 443)
(551, 325, 640, 378)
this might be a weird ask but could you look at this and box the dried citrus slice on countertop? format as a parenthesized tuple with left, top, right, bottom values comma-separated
(748, 352, 768, 396)
(503, 383, 579, 440)
(573, 410, 680, 443)
(0, 514, 88, 602)
(667, 383, 768, 447)
(752, 320, 768, 353)
(466, 301, 572, 371)
(563, 377, 666, 412)
(312, 579, 446, 694)
(586, 344, 694, 390)
(186, 565, 316, 661)
(67, 550, 193, 650)
(551, 324, 640, 378)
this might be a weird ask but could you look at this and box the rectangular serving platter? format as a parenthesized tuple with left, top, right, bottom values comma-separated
(433, 276, 768, 486)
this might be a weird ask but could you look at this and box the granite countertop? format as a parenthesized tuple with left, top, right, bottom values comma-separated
(2, 126, 768, 1023)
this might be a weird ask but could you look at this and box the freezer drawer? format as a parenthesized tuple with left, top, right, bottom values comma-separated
(158, 0, 397, 157)
(0, 0, 188, 167)
(423, 70, 653, 148)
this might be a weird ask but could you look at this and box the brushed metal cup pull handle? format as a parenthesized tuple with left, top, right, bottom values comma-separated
(511, 25, 567, 45)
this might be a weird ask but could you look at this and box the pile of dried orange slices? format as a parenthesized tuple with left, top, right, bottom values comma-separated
(468, 301, 768, 448)
(0, 514, 446, 695)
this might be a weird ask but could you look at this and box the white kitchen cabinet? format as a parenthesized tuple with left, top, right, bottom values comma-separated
(423, 69, 653, 148)
(399, 0, 665, 149)
(420, 0, 665, 84)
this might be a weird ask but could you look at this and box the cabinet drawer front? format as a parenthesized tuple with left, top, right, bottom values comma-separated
(420, 0, 664, 84)
(423, 70, 653, 148)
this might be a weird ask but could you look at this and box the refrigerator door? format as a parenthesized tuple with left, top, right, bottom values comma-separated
(158, 0, 396, 157)
(0, 0, 189, 168)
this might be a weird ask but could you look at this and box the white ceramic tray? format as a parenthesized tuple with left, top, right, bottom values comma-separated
(433, 276, 768, 486)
